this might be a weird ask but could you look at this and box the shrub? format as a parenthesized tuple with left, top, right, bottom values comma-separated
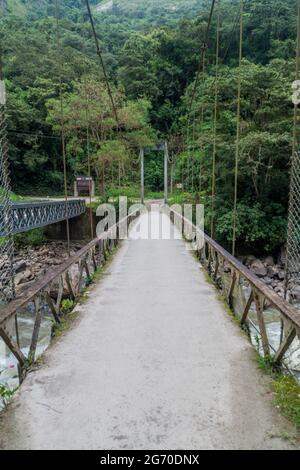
(14, 228, 45, 248)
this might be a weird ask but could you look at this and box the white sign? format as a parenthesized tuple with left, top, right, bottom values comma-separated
(0, 81, 6, 105)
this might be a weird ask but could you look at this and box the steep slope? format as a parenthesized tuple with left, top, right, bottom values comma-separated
(95, 0, 204, 20)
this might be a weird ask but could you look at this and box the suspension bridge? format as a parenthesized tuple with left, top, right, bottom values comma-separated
(0, 0, 300, 450)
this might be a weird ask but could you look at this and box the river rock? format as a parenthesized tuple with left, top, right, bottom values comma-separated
(13, 241, 85, 293)
(277, 245, 286, 266)
(14, 260, 27, 273)
(263, 277, 273, 286)
(245, 255, 256, 267)
(250, 259, 267, 277)
(15, 269, 33, 286)
(52, 258, 63, 265)
(291, 285, 300, 300)
(264, 256, 275, 267)
(266, 265, 277, 278)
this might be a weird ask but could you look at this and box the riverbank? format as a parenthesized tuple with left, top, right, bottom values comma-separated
(13, 241, 85, 295)
(240, 249, 300, 304)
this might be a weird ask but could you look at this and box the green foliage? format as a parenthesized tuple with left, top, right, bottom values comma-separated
(273, 376, 300, 430)
(106, 185, 140, 200)
(1, 0, 297, 253)
(215, 202, 287, 252)
(61, 298, 75, 314)
(14, 228, 45, 247)
(108, 0, 204, 21)
(256, 353, 300, 431)
(0, 188, 24, 201)
(0, 383, 14, 407)
(0, 370, 15, 408)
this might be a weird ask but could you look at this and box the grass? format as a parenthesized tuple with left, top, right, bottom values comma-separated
(107, 186, 166, 201)
(168, 191, 200, 205)
(0, 383, 15, 408)
(51, 309, 80, 340)
(256, 354, 300, 430)
(61, 299, 75, 314)
(0, 369, 16, 409)
(273, 376, 300, 430)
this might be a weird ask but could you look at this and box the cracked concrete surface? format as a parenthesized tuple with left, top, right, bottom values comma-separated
(0, 211, 298, 450)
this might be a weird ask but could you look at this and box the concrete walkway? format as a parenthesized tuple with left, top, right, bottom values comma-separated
(0, 210, 297, 450)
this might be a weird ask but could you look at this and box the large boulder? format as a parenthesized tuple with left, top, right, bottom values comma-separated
(245, 255, 257, 267)
(291, 285, 300, 301)
(14, 260, 27, 274)
(263, 256, 275, 267)
(15, 269, 33, 286)
(263, 277, 273, 286)
(250, 259, 267, 277)
(266, 265, 278, 278)
(277, 245, 287, 266)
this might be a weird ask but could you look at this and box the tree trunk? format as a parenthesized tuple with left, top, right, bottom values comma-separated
(100, 162, 106, 195)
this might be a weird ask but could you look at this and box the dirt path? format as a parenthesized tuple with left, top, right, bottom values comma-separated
(0, 211, 297, 449)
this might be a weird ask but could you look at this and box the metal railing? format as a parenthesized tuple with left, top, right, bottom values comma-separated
(0, 199, 86, 236)
(169, 207, 300, 377)
(0, 213, 136, 380)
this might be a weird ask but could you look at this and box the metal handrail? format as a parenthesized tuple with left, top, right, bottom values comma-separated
(168, 206, 300, 369)
(0, 212, 137, 372)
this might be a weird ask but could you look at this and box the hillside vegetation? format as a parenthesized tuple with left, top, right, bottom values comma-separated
(97, 0, 204, 20)
(0, 0, 298, 253)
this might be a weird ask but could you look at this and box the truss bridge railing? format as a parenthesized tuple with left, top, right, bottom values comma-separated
(0, 199, 86, 236)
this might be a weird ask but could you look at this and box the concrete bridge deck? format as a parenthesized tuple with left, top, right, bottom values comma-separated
(0, 211, 297, 450)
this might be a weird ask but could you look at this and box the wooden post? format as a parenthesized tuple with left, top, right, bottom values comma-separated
(253, 290, 270, 357)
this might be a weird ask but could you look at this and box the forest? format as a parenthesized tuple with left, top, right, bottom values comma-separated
(0, 0, 298, 253)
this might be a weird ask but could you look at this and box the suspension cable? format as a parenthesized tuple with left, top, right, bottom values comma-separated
(84, 0, 123, 188)
(84, 79, 94, 240)
(198, 49, 207, 193)
(188, 0, 216, 116)
(191, 107, 196, 192)
(221, 4, 240, 62)
(231, 0, 244, 257)
(185, 0, 216, 192)
(210, 0, 220, 238)
(55, 0, 70, 257)
(83, 0, 120, 129)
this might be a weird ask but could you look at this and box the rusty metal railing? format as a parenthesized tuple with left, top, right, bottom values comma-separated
(169, 207, 300, 378)
(0, 213, 136, 380)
